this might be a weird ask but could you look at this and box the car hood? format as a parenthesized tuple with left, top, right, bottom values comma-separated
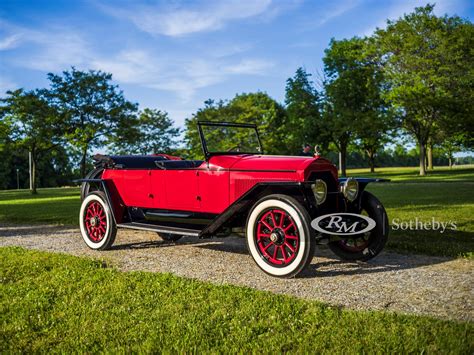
(228, 155, 324, 171)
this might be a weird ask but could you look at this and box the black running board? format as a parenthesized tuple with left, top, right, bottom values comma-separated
(117, 222, 200, 237)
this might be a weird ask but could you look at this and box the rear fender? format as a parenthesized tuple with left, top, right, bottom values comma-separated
(76, 178, 126, 224)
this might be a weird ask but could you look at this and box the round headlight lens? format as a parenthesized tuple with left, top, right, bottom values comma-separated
(312, 179, 327, 205)
(343, 178, 359, 202)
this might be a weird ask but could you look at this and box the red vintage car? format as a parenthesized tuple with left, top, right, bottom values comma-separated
(79, 121, 388, 277)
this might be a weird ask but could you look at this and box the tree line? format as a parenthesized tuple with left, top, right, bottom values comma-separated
(185, 5, 472, 176)
(1, 5, 472, 192)
(0, 69, 180, 193)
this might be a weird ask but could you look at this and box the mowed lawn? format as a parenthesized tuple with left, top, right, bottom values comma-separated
(0, 187, 80, 225)
(1, 166, 473, 257)
(1, 247, 472, 353)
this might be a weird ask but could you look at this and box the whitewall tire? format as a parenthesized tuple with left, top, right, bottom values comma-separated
(79, 192, 117, 250)
(246, 194, 315, 278)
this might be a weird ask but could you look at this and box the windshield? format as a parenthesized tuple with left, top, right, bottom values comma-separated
(198, 122, 263, 157)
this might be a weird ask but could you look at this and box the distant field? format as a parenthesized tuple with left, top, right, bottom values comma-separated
(0, 187, 80, 225)
(2, 247, 472, 353)
(348, 165, 474, 182)
(0, 166, 473, 257)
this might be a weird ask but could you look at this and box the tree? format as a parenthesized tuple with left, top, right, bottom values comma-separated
(0, 89, 64, 193)
(184, 93, 288, 159)
(110, 108, 181, 155)
(375, 5, 473, 175)
(322, 37, 394, 175)
(229, 93, 288, 154)
(285, 68, 323, 154)
(47, 68, 137, 177)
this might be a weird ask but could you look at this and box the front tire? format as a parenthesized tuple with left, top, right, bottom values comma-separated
(246, 194, 315, 278)
(328, 191, 388, 261)
(79, 192, 117, 250)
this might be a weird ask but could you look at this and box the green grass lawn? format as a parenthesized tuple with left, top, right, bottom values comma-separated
(1, 247, 472, 353)
(0, 187, 80, 225)
(1, 166, 473, 257)
(348, 165, 474, 182)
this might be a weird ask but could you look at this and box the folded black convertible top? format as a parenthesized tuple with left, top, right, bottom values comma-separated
(93, 154, 168, 169)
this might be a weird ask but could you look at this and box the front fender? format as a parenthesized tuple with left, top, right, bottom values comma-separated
(338, 177, 390, 211)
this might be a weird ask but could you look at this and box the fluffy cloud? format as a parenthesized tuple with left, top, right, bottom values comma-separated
(101, 0, 272, 36)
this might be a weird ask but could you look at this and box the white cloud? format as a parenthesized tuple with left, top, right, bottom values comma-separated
(225, 59, 273, 75)
(100, 0, 272, 37)
(93, 54, 275, 101)
(317, 0, 361, 27)
(0, 34, 22, 50)
(1, 15, 275, 102)
(0, 21, 90, 71)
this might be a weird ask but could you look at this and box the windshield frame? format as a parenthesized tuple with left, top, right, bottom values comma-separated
(197, 121, 264, 160)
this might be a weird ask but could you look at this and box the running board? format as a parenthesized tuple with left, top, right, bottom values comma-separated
(117, 222, 200, 237)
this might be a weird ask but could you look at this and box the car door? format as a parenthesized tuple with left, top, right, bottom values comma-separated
(160, 170, 201, 211)
(120, 169, 153, 208)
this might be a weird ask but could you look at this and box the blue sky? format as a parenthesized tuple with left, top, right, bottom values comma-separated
(1, 0, 472, 129)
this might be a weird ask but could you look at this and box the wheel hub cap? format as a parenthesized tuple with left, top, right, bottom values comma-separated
(90, 216, 99, 227)
(270, 228, 285, 245)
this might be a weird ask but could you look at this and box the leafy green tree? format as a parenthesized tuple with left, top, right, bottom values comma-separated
(47, 68, 138, 177)
(285, 68, 323, 154)
(322, 37, 394, 175)
(110, 108, 181, 155)
(229, 93, 288, 154)
(0, 89, 64, 193)
(184, 93, 287, 159)
(0, 118, 13, 189)
(375, 4, 473, 175)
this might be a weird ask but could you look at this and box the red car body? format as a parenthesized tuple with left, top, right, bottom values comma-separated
(102, 155, 337, 215)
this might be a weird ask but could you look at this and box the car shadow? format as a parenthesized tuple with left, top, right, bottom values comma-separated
(1, 224, 455, 279)
(112, 234, 454, 278)
(188, 236, 453, 278)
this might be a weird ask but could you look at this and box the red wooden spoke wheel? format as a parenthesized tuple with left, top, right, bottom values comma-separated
(79, 192, 117, 250)
(255, 209, 300, 267)
(84, 201, 108, 243)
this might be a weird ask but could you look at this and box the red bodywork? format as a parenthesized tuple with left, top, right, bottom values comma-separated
(102, 154, 338, 217)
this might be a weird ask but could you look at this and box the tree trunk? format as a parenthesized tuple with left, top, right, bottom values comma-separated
(419, 142, 426, 176)
(367, 149, 375, 173)
(448, 156, 453, 168)
(427, 144, 433, 170)
(80, 145, 88, 178)
(339, 144, 347, 177)
(31, 156, 37, 195)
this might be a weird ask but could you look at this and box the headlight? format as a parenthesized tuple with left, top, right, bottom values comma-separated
(342, 178, 359, 202)
(311, 179, 327, 205)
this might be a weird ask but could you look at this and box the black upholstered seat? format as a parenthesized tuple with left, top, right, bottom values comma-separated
(154, 160, 204, 170)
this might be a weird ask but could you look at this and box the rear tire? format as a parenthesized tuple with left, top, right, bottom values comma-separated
(328, 191, 388, 261)
(246, 194, 315, 278)
(79, 192, 117, 250)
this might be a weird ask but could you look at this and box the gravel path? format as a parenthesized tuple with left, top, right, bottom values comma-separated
(1, 223, 472, 322)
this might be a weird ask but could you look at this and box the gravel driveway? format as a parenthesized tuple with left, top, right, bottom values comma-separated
(1, 223, 472, 322)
